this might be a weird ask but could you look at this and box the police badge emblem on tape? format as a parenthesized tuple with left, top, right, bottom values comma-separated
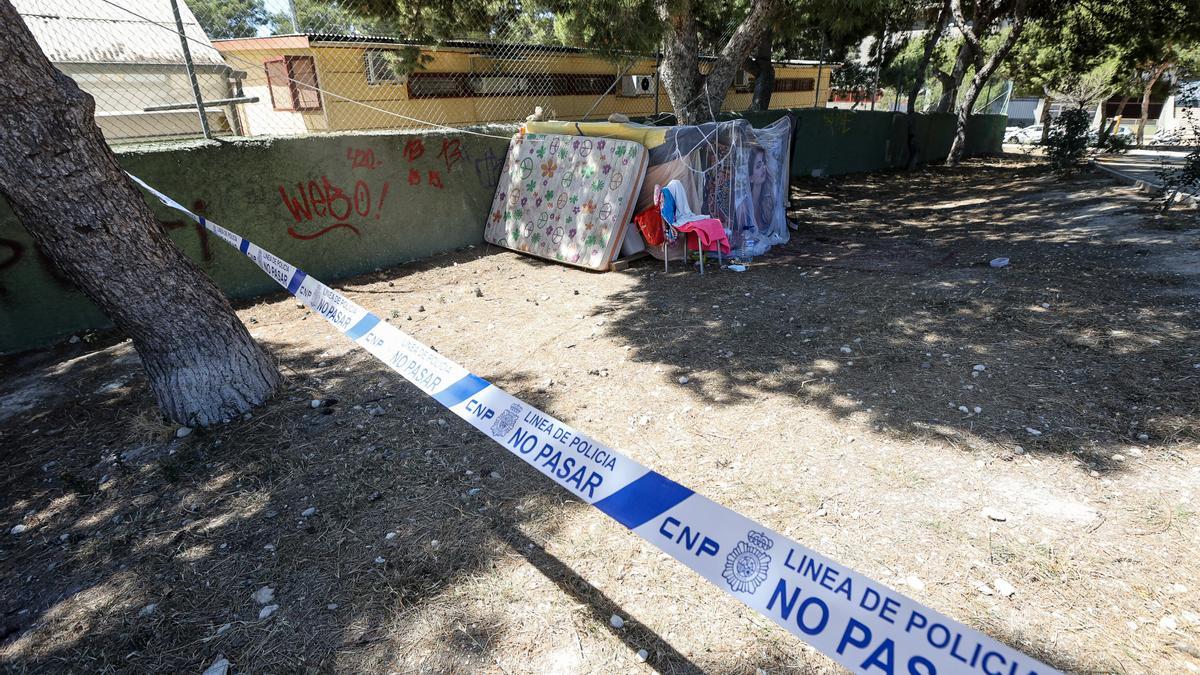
(723, 531, 774, 594)
(491, 403, 521, 439)
(129, 173, 1061, 675)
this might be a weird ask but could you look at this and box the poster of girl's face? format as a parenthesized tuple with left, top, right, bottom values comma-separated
(734, 144, 782, 246)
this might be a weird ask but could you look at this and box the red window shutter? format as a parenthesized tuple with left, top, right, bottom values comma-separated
(287, 56, 322, 111)
(264, 58, 294, 111)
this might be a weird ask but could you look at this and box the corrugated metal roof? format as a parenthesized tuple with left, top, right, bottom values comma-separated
(13, 0, 225, 66)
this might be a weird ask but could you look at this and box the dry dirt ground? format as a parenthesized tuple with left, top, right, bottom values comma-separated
(2, 158, 1199, 674)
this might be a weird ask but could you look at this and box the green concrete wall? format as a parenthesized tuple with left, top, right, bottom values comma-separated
(788, 110, 1007, 178)
(635, 109, 1006, 178)
(0, 112, 1008, 354)
(0, 130, 511, 353)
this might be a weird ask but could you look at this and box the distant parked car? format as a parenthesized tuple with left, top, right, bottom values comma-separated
(1006, 124, 1043, 144)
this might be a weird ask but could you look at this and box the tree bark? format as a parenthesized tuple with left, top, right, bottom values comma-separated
(658, 0, 776, 124)
(1039, 88, 1053, 144)
(935, 41, 971, 113)
(658, 0, 702, 123)
(907, 0, 951, 169)
(1099, 95, 1130, 142)
(947, 4, 1027, 166)
(0, 0, 281, 426)
(744, 27, 774, 112)
(1137, 62, 1170, 145)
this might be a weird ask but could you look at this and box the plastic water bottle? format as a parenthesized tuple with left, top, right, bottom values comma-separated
(742, 237, 759, 261)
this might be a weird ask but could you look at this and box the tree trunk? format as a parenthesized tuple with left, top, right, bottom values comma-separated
(1039, 89, 1053, 144)
(947, 13, 1026, 166)
(658, 0, 776, 124)
(906, 0, 951, 169)
(870, 25, 886, 111)
(658, 0, 703, 123)
(0, 0, 281, 426)
(935, 41, 971, 113)
(745, 27, 774, 111)
(1099, 95, 1130, 142)
(1137, 62, 1170, 145)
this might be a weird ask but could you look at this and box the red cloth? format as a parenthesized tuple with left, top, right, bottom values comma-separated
(674, 217, 730, 254)
(632, 204, 666, 247)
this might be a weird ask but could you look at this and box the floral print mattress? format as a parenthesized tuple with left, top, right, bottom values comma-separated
(484, 131, 648, 271)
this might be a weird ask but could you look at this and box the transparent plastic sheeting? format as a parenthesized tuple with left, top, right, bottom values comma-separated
(130, 173, 1057, 675)
(659, 117, 793, 258)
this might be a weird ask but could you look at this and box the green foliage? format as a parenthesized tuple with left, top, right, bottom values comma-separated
(882, 36, 929, 98)
(1045, 107, 1091, 175)
(191, 0, 268, 39)
(376, 46, 434, 75)
(1097, 0, 1200, 75)
(1003, 7, 1109, 95)
(1096, 131, 1132, 154)
(532, 0, 660, 55)
(271, 0, 399, 34)
(830, 60, 875, 107)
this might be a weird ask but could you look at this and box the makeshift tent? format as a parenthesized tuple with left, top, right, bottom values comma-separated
(527, 116, 793, 260)
(483, 131, 648, 271)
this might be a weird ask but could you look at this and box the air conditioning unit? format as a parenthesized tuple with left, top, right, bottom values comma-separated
(733, 69, 752, 91)
(620, 75, 656, 97)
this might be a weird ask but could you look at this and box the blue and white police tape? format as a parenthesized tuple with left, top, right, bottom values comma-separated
(130, 173, 1058, 675)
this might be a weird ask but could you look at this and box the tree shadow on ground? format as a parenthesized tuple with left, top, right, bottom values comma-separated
(599, 161, 1200, 474)
(2, 160, 1193, 673)
(0, 332, 709, 673)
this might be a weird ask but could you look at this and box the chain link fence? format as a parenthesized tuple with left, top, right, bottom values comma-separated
(15, 0, 727, 145)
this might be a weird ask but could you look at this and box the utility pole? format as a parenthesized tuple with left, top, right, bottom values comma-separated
(653, 47, 661, 117)
(169, 0, 211, 139)
(813, 33, 826, 108)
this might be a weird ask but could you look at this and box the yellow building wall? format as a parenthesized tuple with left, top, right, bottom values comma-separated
(221, 46, 329, 136)
(221, 42, 835, 134)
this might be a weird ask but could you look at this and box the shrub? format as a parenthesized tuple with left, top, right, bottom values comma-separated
(1096, 131, 1132, 154)
(1045, 107, 1092, 175)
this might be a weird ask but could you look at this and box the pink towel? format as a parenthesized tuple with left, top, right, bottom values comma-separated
(674, 218, 730, 254)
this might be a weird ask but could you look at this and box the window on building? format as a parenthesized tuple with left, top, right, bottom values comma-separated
(551, 74, 612, 96)
(774, 77, 816, 93)
(407, 73, 470, 98)
(406, 72, 619, 99)
(469, 75, 531, 96)
(264, 56, 322, 111)
(365, 50, 403, 85)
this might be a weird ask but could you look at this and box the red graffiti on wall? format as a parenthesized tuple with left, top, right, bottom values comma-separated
(278, 138, 461, 240)
(278, 176, 396, 239)
(346, 147, 383, 170)
(159, 199, 213, 262)
(438, 138, 463, 173)
(403, 138, 425, 162)
(0, 237, 77, 299)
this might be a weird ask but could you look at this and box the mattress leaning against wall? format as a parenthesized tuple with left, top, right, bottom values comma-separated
(483, 131, 648, 271)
